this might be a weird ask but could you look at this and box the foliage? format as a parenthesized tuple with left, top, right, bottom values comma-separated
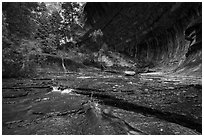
(2, 2, 87, 78)
(2, 2, 41, 78)
(60, 2, 86, 44)
(2, 2, 39, 38)
(89, 29, 103, 42)
(34, 3, 62, 53)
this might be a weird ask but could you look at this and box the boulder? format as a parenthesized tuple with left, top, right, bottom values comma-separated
(124, 71, 136, 76)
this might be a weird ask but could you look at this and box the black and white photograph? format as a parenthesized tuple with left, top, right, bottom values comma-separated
(2, 2, 202, 135)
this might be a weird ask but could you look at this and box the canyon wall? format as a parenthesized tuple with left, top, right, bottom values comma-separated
(84, 2, 202, 77)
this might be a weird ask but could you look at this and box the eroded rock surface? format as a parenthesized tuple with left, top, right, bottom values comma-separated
(2, 69, 201, 135)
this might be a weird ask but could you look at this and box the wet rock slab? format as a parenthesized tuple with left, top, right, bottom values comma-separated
(2, 71, 201, 135)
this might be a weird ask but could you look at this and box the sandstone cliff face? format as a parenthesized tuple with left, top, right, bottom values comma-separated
(84, 2, 202, 77)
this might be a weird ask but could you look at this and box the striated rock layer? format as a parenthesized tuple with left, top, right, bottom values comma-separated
(83, 2, 202, 78)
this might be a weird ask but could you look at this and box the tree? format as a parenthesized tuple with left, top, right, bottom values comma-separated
(2, 2, 39, 38)
(2, 2, 87, 77)
(33, 2, 64, 53)
(60, 2, 86, 45)
(2, 2, 41, 77)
